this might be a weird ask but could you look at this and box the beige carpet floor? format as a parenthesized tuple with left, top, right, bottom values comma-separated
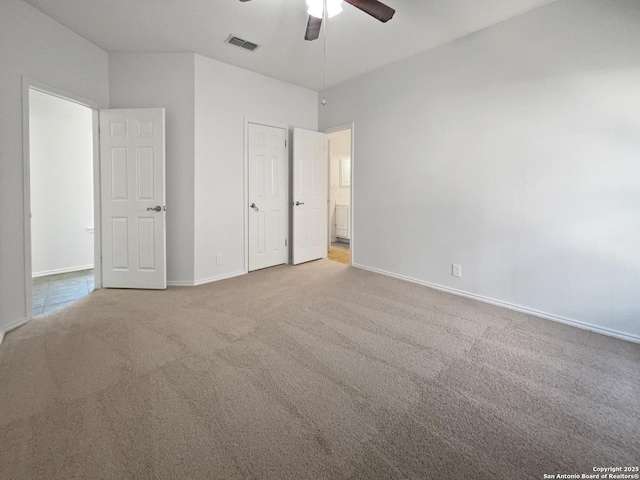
(1, 260, 638, 479)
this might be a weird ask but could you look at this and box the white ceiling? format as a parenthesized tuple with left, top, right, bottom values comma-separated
(24, 0, 557, 91)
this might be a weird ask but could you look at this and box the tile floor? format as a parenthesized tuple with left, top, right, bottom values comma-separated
(32, 269, 94, 317)
(331, 240, 350, 250)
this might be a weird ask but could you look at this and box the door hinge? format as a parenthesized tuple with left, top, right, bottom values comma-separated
(285, 140, 287, 148)
(285, 239, 288, 247)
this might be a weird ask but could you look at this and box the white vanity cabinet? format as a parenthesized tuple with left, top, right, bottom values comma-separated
(335, 204, 350, 240)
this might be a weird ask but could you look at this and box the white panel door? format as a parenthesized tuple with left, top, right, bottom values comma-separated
(293, 128, 327, 265)
(248, 123, 288, 271)
(99, 108, 166, 289)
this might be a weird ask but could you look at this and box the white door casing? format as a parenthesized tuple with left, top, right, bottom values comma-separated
(293, 128, 327, 265)
(248, 123, 288, 271)
(99, 108, 166, 289)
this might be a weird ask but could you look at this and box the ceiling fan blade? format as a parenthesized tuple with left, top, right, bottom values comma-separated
(305, 15, 322, 41)
(344, 0, 395, 22)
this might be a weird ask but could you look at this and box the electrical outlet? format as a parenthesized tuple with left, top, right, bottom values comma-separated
(216, 254, 223, 265)
(452, 264, 462, 278)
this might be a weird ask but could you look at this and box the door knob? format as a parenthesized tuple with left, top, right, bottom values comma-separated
(147, 206, 163, 212)
(295, 201, 305, 206)
(250, 203, 259, 211)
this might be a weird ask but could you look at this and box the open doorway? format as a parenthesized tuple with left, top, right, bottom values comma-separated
(28, 88, 96, 316)
(326, 126, 352, 265)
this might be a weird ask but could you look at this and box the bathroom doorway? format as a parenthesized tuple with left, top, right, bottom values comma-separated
(28, 87, 96, 316)
(326, 126, 352, 265)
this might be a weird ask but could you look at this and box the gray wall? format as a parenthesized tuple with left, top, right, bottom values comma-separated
(108, 53, 318, 286)
(0, 0, 108, 333)
(109, 53, 197, 285)
(194, 54, 318, 284)
(319, 0, 640, 340)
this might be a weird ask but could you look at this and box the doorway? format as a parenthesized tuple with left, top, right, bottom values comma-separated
(326, 126, 353, 265)
(28, 88, 97, 316)
(23, 81, 167, 325)
(23, 80, 103, 322)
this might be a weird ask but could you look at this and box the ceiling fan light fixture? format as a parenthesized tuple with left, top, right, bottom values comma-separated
(306, 0, 343, 19)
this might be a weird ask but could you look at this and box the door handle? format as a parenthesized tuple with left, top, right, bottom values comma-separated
(295, 201, 305, 206)
(250, 203, 259, 211)
(147, 206, 163, 212)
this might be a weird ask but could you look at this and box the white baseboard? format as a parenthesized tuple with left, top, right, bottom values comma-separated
(353, 263, 640, 345)
(167, 270, 245, 287)
(0, 316, 31, 345)
(33, 264, 94, 278)
(166, 280, 194, 287)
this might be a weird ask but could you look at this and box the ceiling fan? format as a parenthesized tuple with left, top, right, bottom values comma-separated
(239, 0, 396, 41)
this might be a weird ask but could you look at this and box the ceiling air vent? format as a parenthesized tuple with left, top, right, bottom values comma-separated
(225, 35, 260, 52)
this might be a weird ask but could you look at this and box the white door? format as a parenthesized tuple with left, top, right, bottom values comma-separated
(292, 128, 327, 265)
(99, 108, 166, 289)
(248, 123, 288, 271)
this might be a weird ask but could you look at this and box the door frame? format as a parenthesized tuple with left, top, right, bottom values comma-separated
(21, 77, 104, 322)
(243, 118, 290, 273)
(324, 123, 355, 266)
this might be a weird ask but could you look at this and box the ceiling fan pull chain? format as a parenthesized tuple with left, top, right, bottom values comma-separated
(322, 0, 327, 106)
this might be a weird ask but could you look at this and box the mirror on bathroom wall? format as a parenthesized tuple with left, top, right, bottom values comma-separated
(339, 158, 351, 187)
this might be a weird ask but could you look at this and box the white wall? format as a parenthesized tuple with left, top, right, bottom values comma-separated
(0, 0, 108, 333)
(319, 0, 640, 341)
(108, 53, 317, 286)
(193, 54, 318, 283)
(328, 129, 351, 241)
(29, 89, 94, 276)
(109, 53, 196, 285)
